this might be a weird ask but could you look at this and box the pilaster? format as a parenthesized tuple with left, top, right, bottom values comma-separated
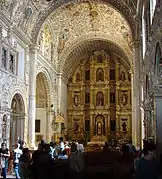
(28, 44, 38, 149)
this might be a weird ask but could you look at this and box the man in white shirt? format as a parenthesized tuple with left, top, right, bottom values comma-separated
(13, 143, 22, 179)
(59, 137, 64, 153)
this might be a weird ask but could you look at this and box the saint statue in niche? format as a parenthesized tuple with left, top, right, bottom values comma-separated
(122, 122, 127, 132)
(76, 72, 80, 82)
(74, 122, 80, 134)
(121, 92, 128, 106)
(96, 92, 104, 106)
(74, 94, 80, 106)
(96, 68, 104, 81)
(97, 122, 102, 135)
(120, 71, 126, 81)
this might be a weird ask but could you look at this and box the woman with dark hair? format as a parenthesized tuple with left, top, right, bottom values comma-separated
(0, 143, 10, 179)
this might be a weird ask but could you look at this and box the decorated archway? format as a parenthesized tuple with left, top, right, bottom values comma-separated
(36, 72, 52, 143)
(10, 93, 25, 149)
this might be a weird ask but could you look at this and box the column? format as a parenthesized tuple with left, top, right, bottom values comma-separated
(0, 112, 3, 144)
(154, 92, 162, 161)
(6, 114, 10, 149)
(28, 44, 37, 148)
(46, 108, 54, 142)
(132, 40, 141, 147)
(0, 25, 2, 67)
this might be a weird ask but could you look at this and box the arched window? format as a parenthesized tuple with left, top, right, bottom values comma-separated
(96, 68, 104, 81)
(155, 43, 162, 77)
(96, 91, 104, 106)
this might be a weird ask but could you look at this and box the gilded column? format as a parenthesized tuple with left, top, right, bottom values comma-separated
(28, 44, 37, 148)
(132, 40, 141, 147)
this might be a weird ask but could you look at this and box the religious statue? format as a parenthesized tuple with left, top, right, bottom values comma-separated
(97, 122, 102, 135)
(122, 122, 127, 132)
(9, 55, 14, 74)
(121, 92, 128, 106)
(96, 68, 104, 81)
(57, 29, 69, 54)
(96, 92, 104, 106)
(120, 71, 126, 81)
(74, 94, 80, 106)
(22, 7, 33, 28)
(76, 72, 81, 82)
(74, 122, 80, 134)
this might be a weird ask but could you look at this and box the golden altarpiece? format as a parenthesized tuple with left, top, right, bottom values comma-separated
(67, 50, 132, 142)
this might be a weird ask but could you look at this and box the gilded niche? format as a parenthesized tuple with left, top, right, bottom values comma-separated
(67, 50, 132, 141)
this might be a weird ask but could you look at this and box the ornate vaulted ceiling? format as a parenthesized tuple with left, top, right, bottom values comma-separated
(61, 39, 131, 78)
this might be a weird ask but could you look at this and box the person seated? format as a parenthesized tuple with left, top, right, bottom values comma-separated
(58, 150, 68, 160)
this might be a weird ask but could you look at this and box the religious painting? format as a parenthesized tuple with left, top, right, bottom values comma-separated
(76, 72, 81, 82)
(96, 91, 104, 106)
(121, 91, 128, 106)
(120, 71, 126, 81)
(96, 68, 104, 81)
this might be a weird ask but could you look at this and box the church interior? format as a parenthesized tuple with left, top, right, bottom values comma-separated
(0, 0, 162, 154)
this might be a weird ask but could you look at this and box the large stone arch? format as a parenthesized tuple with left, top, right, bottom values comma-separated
(9, 88, 27, 114)
(36, 72, 52, 108)
(36, 68, 54, 105)
(30, 0, 137, 44)
(10, 93, 26, 149)
(59, 36, 132, 77)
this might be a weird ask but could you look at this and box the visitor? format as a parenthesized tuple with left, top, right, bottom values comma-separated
(114, 144, 134, 179)
(0, 143, 10, 179)
(19, 148, 31, 179)
(77, 141, 84, 153)
(59, 137, 64, 153)
(13, 143, 22, 179)
(58, 150, 68, 159)
(135, 143, 159, 179)
(68, 143, 85, 179)
(49, 141, 55, 159)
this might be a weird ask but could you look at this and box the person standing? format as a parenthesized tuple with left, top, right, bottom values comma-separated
(59, 137, 64, 153)
(13, 143, 22, 179)
(0, 143, 10, 179)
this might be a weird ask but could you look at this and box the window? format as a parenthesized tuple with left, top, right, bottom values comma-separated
(110, 93, 115, 103)
(110, 69, 115, 80)
(85, 120, 90, 131)
(2, 48, 7, 69)
(85, 70, 90, 81)
(110, 120, 116, 131)
(9, 54, 14, 74)
(85, 92, 90, 104)
(35, 120, 40, 133)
